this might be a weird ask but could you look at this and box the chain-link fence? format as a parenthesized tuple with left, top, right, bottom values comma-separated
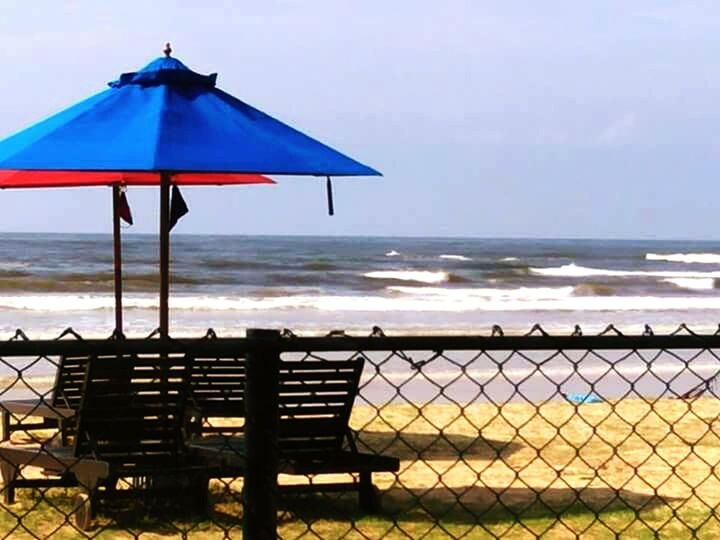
(1, 325, 720, 538)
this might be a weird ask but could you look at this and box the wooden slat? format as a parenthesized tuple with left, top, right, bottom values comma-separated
(192, 382, 245, 391)
(192, 367, 246, 375)
(277, 397, 349, 408)
(278, 404, 347, 416)
(280, 360, 362, 370)
(279, 381, 355, 390)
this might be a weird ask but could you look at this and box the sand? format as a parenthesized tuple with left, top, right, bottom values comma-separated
(265, 397, 720, 525)
(5, 396, 720, 537)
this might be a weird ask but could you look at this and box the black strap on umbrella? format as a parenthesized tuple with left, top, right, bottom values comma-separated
(326, 176, 334, 216)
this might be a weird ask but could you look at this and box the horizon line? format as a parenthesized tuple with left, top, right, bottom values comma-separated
(0, 231, 716, 243)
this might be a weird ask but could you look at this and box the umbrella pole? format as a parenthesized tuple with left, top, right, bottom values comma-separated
(112, 185, 123, 334)
(159, 172, 170, 336)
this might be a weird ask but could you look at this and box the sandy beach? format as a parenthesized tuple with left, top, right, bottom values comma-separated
(3, 391, 720, 537)
(294, 398, 720, 537)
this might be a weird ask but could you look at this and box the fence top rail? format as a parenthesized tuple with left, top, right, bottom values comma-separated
(0, 332, 720, 356)
(277, 334, 720, 352)
(0, 337, 251, 357)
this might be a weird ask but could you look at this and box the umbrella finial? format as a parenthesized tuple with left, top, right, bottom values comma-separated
(163, 42, 172, 57)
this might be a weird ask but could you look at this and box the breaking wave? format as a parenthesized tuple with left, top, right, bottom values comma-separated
(647, 253, 720, 264)
(386, 286, 720, 312)
(439, 254, 471, 261)
(531, 263, 720, 279)
(364, 270, 452, 284)
(5, 286, 720, 314)
(662, 277, 717, 290)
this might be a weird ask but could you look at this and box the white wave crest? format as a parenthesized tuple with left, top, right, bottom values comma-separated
(647, 253, 720, 264)
(0, 262, 29, 271)
(439, 254, 471, 261)
(364, 270, 450, 284)
(662, 278, 716, 290)
(0, 295, 157, 312)
(385, 250, 400, 257)
(386, 285, 720, 312)
(391, 286, 574, 301)
(502, 257, 518, 262)
(7, 286, 720, 315)
(531, 263, 720, 279)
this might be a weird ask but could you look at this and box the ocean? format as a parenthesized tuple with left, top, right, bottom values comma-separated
(0, 233, 719, 339)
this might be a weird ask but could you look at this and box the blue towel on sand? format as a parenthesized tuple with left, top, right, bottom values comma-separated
(565, 392, 604, 404)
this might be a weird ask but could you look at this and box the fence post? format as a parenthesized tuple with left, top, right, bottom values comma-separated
(244, 328, 281, 539)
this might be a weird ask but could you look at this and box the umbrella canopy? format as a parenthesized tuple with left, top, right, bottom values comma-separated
(0, 47, 380, 335)
(0, 55, 380, 176)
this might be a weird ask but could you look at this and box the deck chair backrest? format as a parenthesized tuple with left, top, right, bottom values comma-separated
(276, 357, 364, 453)
(190, 355, 246, 419)
(51, 355, 91, 409)
(74, 353, 192, 469)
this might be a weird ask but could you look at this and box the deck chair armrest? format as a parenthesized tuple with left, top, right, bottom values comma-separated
(0, 399, 75, 420)
(345, 427, 359, 453)
(0, 443, 110, 487)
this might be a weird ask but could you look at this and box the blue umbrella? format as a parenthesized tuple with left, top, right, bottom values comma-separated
(0, 45, 380, 335)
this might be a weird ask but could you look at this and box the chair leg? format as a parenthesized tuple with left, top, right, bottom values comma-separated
(59, 419, 69, 447)
(358, 472, 379, 513)
(1, 461, 18, 505)
(73, 473, 102, 530)
(191, 474, 210, 515)
(0, 411, 9, 442)
(73, 492, 94, 531)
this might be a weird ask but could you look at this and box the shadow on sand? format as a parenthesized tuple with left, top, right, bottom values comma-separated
(281, 484, 679, 529)
(0, 478, 681, 535)
(354, 430, 523, 461)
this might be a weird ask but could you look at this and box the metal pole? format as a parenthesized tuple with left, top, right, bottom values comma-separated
(112, 185, 123, 334)
(244, 328, 280, 538)
(159, 172, 171, 336)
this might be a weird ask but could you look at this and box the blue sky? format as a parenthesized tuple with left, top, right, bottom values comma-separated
(0, 1, 719, 239)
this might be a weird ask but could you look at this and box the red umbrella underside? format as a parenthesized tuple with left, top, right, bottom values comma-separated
(0, 170, 274, 188)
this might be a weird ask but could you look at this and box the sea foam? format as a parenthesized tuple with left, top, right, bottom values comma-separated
(6, 285, 720, 314)
(364, 270, 450, 284)
(439, 254, 471, 261)
(531, 263, 720, 279)
(647, 253, 720, 264)
(386, 286, 720, 312)
(662, 277, 716, 290)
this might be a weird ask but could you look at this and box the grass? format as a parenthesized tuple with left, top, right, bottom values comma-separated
(3, 397, 720, 538)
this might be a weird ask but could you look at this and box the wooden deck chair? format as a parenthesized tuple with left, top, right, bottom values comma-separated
(189, 356, 399, 512)
(0, 352, 210, 531)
